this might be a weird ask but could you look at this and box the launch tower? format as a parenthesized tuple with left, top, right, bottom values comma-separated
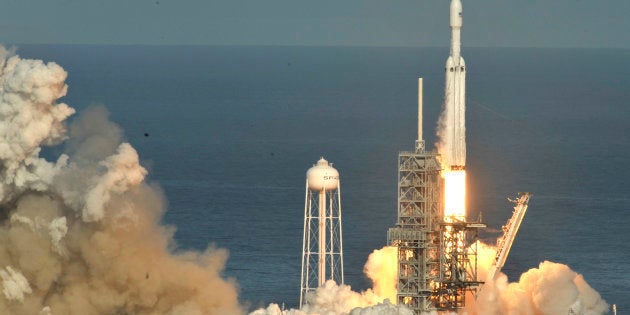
(387, 79, 442, 311)
(300, 158, 344, 307)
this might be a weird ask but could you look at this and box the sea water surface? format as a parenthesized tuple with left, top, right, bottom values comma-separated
(18, 45, 630, 312)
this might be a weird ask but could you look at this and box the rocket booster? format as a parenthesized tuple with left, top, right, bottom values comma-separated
(443, 0, 466, 169)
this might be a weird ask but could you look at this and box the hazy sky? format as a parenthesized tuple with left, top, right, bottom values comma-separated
(1, 0, 628, 48)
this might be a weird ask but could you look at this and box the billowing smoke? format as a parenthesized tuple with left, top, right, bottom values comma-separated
(0, 47, 242, 314)
(250, 246, 408, 315)
(361, 246, 397, 302)
(261, 241, 609, 315)
(250, 296, 413, 315)
(472, 242, 608, 315)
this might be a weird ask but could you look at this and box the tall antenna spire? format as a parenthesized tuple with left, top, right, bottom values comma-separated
(416, 78, 425, 152)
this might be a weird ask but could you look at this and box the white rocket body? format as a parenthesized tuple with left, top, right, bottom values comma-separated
(449, 0, 463, 63)
(443, 0, 466, 169)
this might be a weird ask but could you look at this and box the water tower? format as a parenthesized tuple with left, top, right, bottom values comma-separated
(300, 157, 344, 307)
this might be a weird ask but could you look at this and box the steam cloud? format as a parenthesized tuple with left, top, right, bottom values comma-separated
(0, 47, 242, 314)
(473, 242, 608, 315)
(253, 243, 609, 315)
(250, 247, 412, 315)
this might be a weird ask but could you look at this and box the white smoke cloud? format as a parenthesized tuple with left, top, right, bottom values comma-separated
(270, 241, 608, 315)
(48, 217, 68, 255)
(474, 242, 608, 315)
(0, 47, 74, 200)
(0, 47, 242, 314)
(251, 238, 608, 315)
(81, 142, 147, 222)
(0, 266, 32, 302)
(9, 212, 68, 256)
(251, 299, 415, 315)
(250, 246, 407, 315)
(249, 282, 414, 315)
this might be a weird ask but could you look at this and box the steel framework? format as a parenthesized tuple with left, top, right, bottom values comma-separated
(388, 147, 442, 314)
(387, 144, 486, 314)
(434, 219, 485, 310)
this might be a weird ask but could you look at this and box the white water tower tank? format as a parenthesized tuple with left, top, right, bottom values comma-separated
(306, 158, 339, 191)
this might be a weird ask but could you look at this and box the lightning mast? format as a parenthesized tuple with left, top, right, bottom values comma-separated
(388, 78, 442, 313)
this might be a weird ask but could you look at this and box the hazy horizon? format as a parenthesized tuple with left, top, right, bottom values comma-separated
(7, 43, 630, 50)
(2, 0, 629, 49)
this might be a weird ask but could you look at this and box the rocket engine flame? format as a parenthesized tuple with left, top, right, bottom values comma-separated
(443, 170, 466, 220)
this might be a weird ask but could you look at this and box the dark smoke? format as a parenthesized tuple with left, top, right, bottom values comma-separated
(0, 47, 242, 314)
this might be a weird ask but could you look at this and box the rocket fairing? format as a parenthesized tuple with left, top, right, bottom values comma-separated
(443, 0, 466, 169)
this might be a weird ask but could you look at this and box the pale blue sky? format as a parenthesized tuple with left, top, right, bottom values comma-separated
(1, 0, 628, 48)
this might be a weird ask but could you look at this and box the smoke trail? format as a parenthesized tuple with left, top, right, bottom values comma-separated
(0, 47, 242, 314)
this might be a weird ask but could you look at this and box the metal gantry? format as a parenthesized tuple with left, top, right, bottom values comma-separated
(387, 144, 486, 314)
(388, 147, 442, 314)
(434, 218, 485, 310)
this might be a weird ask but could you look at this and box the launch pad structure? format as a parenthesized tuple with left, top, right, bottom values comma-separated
(387, 135, 485, 314)
(386, 146, 442, 311)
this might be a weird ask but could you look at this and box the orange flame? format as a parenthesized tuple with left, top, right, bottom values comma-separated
(443, 170, 466, 220)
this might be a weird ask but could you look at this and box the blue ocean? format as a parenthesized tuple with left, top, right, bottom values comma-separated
(18, 45, 629, 312)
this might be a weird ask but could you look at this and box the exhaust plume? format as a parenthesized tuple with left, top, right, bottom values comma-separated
(0, 47, 242, 314)
(474, 241, 608, 315)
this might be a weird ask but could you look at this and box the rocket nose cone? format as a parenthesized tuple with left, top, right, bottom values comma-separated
(450, 0, 462, 27)
(450, 0, 462, 11)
